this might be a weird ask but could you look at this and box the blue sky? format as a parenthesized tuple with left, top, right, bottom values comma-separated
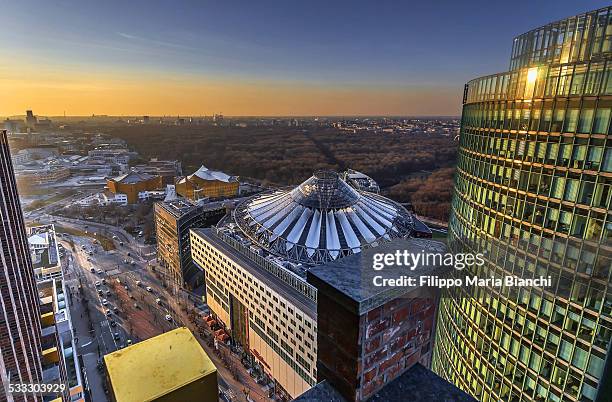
(1, 1, 609, 116)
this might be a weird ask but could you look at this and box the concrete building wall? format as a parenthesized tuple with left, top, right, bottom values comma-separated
(191, 231, 317, 398)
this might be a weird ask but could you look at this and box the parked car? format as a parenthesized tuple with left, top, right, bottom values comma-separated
(95, 281, 101, 287)
(105, 310, 112, 317)
(155, 298, 162, 305)
(136, 281, 142, 286)
(90, 268, 95, 273)
(165, 315, 172, 322)
(113, 332, 120, 341)
(146, 287, 152, 292)
(97, 269, 103, 274)
(102, 299, 108, 306)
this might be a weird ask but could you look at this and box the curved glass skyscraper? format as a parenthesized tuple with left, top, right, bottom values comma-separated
(432, 7, 612, 402)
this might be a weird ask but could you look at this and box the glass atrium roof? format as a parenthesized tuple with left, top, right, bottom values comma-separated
(232, 170, 414, 265)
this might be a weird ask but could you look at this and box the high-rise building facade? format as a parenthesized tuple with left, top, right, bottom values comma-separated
(190, 170, 419, 399)
(0, 130, 44, 400)
(432, 7, 612, 402)
(154, 199, 226, 287)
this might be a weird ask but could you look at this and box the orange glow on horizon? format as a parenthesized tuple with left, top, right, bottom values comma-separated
(1, 61, 462, 117)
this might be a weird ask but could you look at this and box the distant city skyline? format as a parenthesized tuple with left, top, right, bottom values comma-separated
(1, 0, 608, 116)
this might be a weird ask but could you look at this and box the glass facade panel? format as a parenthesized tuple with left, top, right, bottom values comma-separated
(433, 7, 612, 402)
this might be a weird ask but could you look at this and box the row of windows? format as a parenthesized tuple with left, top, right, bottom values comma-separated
(463, 97, 612, 140)
(250, 319, 316, 386)
(454, 166, 612, 244)
(510, 7, 612, 71)
(432, 195, 612, 401)
(467, 59, 612, 103)
(433, 296, 603, 402)
(190, 233, 318, 379)
(450, 196, 611, 312)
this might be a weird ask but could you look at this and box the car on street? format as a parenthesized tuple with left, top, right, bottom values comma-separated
(113, 332, 120, 340)
(165, 315, 172, 322)
(119, 241, 124, 246)
(105, 310, 112, 317)
(109, 320, 117, 327)
(124, 285, 129, 290)
(127, 252, 131, 256)
(131, 261, 135, 265)
(136, 281, 142, 286)
(146, 287, 152, 292)
(155, 298, 162, 305)
(102, 299, 108, 306)
(112, 306, 119, 312)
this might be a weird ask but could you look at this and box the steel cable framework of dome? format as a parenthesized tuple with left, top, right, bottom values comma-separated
(232, 170, 415, 265)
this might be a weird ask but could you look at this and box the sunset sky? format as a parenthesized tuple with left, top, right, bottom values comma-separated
(1, 0, 608, 117)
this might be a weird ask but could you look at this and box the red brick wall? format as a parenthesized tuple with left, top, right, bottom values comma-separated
(315, 289, 439, 402)
(360, 296, 437, 400)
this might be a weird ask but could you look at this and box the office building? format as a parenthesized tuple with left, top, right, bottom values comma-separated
(38, 277, 84, 401)
(106, 172, 163, 204)
(432, 8, 612, 402)
(154, 199, 227, 287)
(190, 170, 420, 398)
(28, 225, 62, 280)
(0, 129, 44, 400)
(104, 328, 218, 402)
(175, 165, 239, 201)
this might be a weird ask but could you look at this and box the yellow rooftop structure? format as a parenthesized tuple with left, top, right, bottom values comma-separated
(104, 327, 218, 402)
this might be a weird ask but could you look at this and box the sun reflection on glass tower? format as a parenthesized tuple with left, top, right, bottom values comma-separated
(432, 7, 612, 402)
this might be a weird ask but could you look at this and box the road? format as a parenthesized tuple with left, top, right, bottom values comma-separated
(41, 208, 273, 402)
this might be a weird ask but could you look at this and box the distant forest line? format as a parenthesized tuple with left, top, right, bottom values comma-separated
(107, 125, 457, 221)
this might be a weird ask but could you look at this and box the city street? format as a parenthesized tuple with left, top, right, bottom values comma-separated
(47, 210, 273, 402)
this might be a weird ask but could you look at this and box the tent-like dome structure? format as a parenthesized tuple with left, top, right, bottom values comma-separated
(232, 170, 414, 265)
